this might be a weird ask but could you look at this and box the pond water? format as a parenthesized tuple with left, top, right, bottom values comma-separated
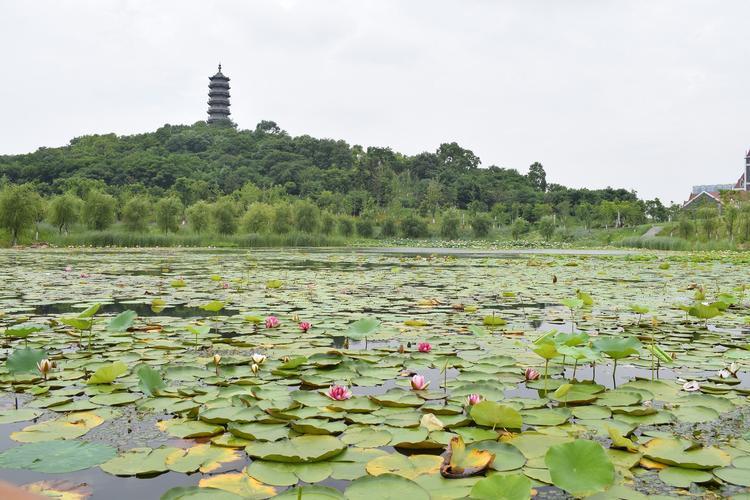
(0, 248, 749, 499)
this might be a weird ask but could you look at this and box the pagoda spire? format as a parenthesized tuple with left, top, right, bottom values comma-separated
(207, 64, 231, 125)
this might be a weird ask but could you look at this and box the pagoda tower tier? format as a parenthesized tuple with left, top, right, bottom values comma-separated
(207, 64, 231, 124)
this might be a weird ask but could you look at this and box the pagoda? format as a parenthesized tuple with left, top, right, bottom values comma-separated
(207, 64, 231, 124)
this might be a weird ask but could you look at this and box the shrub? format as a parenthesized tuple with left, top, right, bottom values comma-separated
(242, 203, 273, 233)
(338, 216, 354, 237)
(471, 213, 492, 238)
(295, 201, 320, 233)
(511, 217, 529, 239)
(401, 213, 429, 238)
(380, 217, 398, 238)
(440, 209, 461, 239)
(538, 216, 555, 241)
(272, 204, 294, 234)
(321, 212, 336, 235)
(356, 217, 374, 238)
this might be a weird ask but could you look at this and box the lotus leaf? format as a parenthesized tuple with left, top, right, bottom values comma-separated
(545, 439, 615, 497)
(245, 435, 346, 463)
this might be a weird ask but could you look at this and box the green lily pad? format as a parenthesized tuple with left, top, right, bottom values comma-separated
(0, 440, 116, 473)
(245, 435, 346, 463)
(545, 439, 615, 497)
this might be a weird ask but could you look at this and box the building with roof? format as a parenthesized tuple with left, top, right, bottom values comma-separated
(682, 150, 750, 210)
(207, 64, 231, 125)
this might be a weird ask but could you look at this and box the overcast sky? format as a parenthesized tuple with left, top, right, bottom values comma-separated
(1, 0, 749, 203)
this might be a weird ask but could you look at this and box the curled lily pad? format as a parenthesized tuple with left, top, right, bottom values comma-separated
(440, 435, 494, 478)
(641, 438, 731, 470)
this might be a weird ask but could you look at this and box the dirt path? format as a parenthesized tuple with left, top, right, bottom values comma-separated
(641, 226, 663, 238)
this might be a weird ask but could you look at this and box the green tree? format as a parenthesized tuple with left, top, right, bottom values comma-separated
(121, 196, 151, 232)
(82, 190, 115, 231)
(380, 217, 398, 237)
(440, 209, 461, 239)
(320, 212, 336, 235)
(697, 207, 719, 240)
(294, 200, 320, 233)
(187, 201, 211, 234)
(511, 217, 529, 239)
(538, 215, 555, 241)
(723, 205, 738, 241)
(401, 213, 429, 238)
(739, 204, 750, 242)
(48, 193, 82, 234)
(272, 204, 294, 234)
(155, 196, 183, 233)
(242, 202, 273, 233)
(211, 199, 237, 235)
(471, 213, 492, 238)
(356, 217, 374, 238)
(338, 216, 354, 237)
(527, 162, 547, 191)
(0, 184, 39, 245)
(677, 216, 694, 239)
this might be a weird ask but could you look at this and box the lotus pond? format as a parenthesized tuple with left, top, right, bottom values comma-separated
(0, 248, 749, 499)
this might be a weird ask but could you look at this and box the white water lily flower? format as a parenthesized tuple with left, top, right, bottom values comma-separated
(717, 369, 731, 379)
(682, 381, 700, 392)
(251, 353, 267, 365)
(728, 362, 740, 377)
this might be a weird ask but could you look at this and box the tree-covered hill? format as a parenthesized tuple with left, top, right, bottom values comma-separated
(0, 120, 647, 221)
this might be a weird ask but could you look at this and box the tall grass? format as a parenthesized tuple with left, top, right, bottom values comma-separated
(617, 236, 735, 251)
(48, 230, 349, 248)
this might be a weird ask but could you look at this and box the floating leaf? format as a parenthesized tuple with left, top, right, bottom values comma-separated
(245, 435, 346, 463)
(0, 440, 115, 473)
(470, 401, 522, 429)
(87, 361, 128, 384)
(344, 474, 429, 500)
(545, 439, 615, 497)
(470, 473, 531, 500)
(107, 310, 137, 332)
(6, 347, 47, 374)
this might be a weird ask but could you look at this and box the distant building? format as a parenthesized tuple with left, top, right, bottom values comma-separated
(682, 149, 750, 210)
(207, 64, 231, 125)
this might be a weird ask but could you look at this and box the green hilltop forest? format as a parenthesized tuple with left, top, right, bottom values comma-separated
(0, 120, 743, 249)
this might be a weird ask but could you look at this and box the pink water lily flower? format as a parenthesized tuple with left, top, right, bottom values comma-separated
(265, 316, 280, 328)
(418, 342, 432, 353)
(524, 368, 541, 381)
(79, 273, 90, 278)
(410, 374, 430, 391)
(64, 265, 72, 272)
(326, 385, 352, 401)
(222, 282, 230, 289)
(299, 321, 312, 332)
(466, 394, 483, 405)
